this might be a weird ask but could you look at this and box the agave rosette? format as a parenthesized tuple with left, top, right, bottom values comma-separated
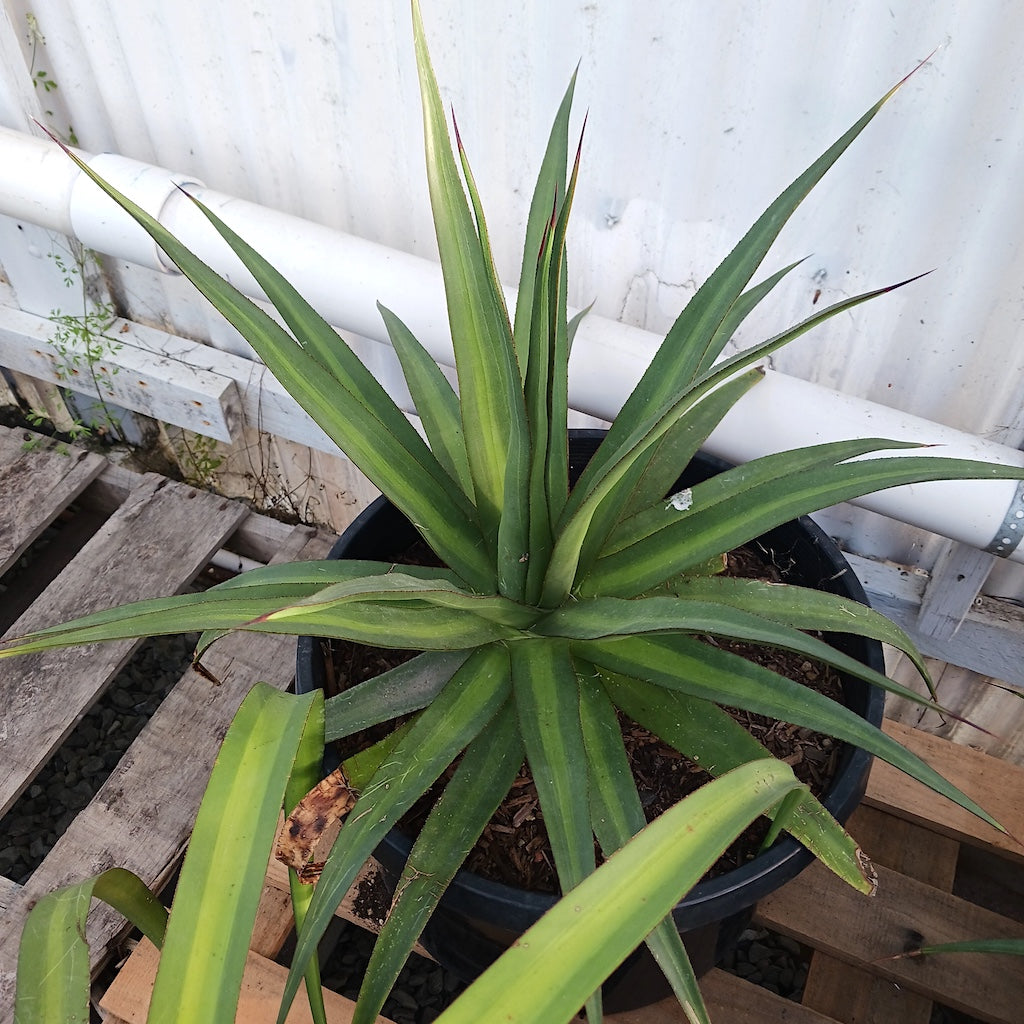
(8, 5, 1024, 1023)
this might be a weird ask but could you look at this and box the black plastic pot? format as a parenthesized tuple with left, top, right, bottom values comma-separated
(296, 430, 885, 1011)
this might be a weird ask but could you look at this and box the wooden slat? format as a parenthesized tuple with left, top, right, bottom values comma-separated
(0, 473, 248, 815)
(914, 541, 995, 640)
(865, 719, 1024, 862)
(602, 971, 843, 1023)
(798, 805, 959, 1023)
(0, 308, 242, 441)
(99, 937, 396, 1024)
(844, 804, 960, 890)
(848, 550, 1024, 692)
(0, 425, 105, 574)
(756, 859, 1024, 1024)
(0, 524, 334, 1017)
(0, 877, 19, 914)
(700, 969, 839, 1024)
(74, 454, 307, 565)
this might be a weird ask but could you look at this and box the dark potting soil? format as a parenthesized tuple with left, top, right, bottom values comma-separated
(319, 542, 845, 895)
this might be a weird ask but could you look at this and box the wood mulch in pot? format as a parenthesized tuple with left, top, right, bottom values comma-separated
(318, 542, 847, 894)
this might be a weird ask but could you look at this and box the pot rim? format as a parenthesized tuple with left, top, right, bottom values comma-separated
(296, 433, 885, 929)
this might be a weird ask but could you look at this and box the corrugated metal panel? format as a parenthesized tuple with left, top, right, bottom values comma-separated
(1, 1, 1023, 587)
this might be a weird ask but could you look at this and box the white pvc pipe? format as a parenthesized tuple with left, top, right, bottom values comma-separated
(1, 126, 1022, 562)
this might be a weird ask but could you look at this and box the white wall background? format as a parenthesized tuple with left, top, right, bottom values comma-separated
(1, 1, 1024, 593)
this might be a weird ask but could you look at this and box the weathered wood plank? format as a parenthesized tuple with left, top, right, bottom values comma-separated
(798, 806, 959, 1024)
(0, 877, 19, 914)
(698, 970, 840, 1024)
(915, 541, 995, 640)
(0, 426, 105, 575)
(848, 551, 1024, 690)
(0, 308, 242, 441)
(865, 720, 1024, 862)
(99, 937, 396, 1024)
(265, 846, 434, 960)
(0, 525, 333, 1017)
(604, 971, 843, 1023)
(756, 859, 1024, 1024)
(889, 656, 1024, 765)
(73, 455, 313, 565)
(0, 474, 247, 816)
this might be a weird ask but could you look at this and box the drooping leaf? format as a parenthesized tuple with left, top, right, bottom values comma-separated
(597, 670, 875, 894)
(324, 650, 470, 741)
(668, 574, 937, 696)
(16, 869, 167, 1024)
(538, 594, 957, 719)
(432, 759, 808, 1024)
(148, 684, 321, 1024)
(279, 644, 512, 1023)
(577, 671, 709, 1024)
(583, 634, 1002, 832)
(353, 701, 523, 1024)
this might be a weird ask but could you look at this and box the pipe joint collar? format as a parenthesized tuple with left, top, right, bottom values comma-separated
(985, 480, 1024, 557)
(69, 154, 203, 274)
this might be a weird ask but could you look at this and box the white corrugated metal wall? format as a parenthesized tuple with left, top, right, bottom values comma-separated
(1, 0, 1023, 596)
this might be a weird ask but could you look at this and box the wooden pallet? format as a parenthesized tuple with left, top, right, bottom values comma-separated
(0, 426, 338, 1018)
(2, 424, 1023, 1023)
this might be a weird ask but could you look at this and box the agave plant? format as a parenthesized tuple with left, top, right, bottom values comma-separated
(8, 3, 1023, 1023)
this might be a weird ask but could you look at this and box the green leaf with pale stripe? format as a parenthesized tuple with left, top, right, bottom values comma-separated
(16, 869, 167, 1024)
(546, 273, 928, 605)
(538, 594, 955, 718)
(583, 634, 1002, 832)
(599, 437, 915, 558)
(510, 640, 594, 891)
(260, 572, 533, 626)
(324, 650, 470, 741)
(571, 262, 800, 578)
(148, 684, 320, 1024)
(577, 672, 709, 1024)
(570, 369, 764, 587)
(512, 70, 576, 377)
(0, 563, 502, 660)
(279, 644, 512, 1023)
(432, 760, 806, 1024)
(353, 702, 523, 1024)
(47, 132, 491, 592)
(586, 451, 1024, 598)
(282, 694, 329, 1024)
(378, 301, 474, 496)
(691, 259, 805, 382)
(565, 72, 913, 522)
(600, 671, 875, 893)
(669, 574, 936, 696)
(411, 0, 528, 550)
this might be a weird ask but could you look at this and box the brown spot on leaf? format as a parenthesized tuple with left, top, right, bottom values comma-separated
(276, 768, 357, 883)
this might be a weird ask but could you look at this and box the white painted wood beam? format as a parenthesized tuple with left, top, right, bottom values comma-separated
(0, 304, 241, 441)
(848, 551, 1024, 688)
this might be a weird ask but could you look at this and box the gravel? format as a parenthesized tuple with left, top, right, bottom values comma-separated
(0, 631, 199, 885)
(318, 921, 467, 1024)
